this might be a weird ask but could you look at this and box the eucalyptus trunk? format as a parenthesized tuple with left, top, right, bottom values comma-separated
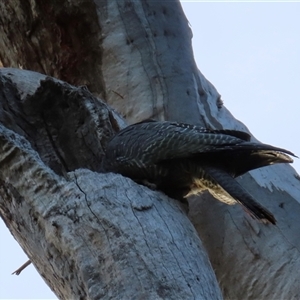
(0, 0, 299, 299)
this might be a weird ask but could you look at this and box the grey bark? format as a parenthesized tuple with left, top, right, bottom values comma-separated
(0, 69, 222, 299)
(0, 0, 300, 299)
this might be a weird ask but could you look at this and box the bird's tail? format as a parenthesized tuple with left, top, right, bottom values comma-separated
(205, 167, 276, 224)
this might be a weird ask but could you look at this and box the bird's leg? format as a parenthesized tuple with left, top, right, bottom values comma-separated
(135, 179, 158, 190)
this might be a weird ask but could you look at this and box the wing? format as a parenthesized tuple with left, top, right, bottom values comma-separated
(102, 120, 296, 179)
(106, 120, 295, 164)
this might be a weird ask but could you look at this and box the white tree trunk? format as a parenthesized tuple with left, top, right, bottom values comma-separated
(186, 75, 300, 299)
(0, 0, 300, 299)
(0, 68, 222, 299)
(92, 2, 300, 298)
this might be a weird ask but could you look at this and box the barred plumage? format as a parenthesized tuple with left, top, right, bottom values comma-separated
(102, 120, 296, 224)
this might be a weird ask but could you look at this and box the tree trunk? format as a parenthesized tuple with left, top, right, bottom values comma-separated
(0, 69, 222, 299)
(0, 0, 300, 299)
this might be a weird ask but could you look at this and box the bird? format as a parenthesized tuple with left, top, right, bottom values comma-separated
(102, 119, 296, 224)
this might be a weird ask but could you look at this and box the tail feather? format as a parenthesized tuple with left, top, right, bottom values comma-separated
(205, 167, 276, 224)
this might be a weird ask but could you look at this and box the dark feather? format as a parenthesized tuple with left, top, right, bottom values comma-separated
(102, 120, 296, 224)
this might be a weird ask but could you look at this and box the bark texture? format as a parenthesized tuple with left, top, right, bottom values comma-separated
(0, 69, 222, 299)
(0, 0, 300, 299)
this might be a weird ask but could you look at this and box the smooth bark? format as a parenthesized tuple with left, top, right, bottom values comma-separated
(0, 0, 300, 299)
(0, 69, 222, 299)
